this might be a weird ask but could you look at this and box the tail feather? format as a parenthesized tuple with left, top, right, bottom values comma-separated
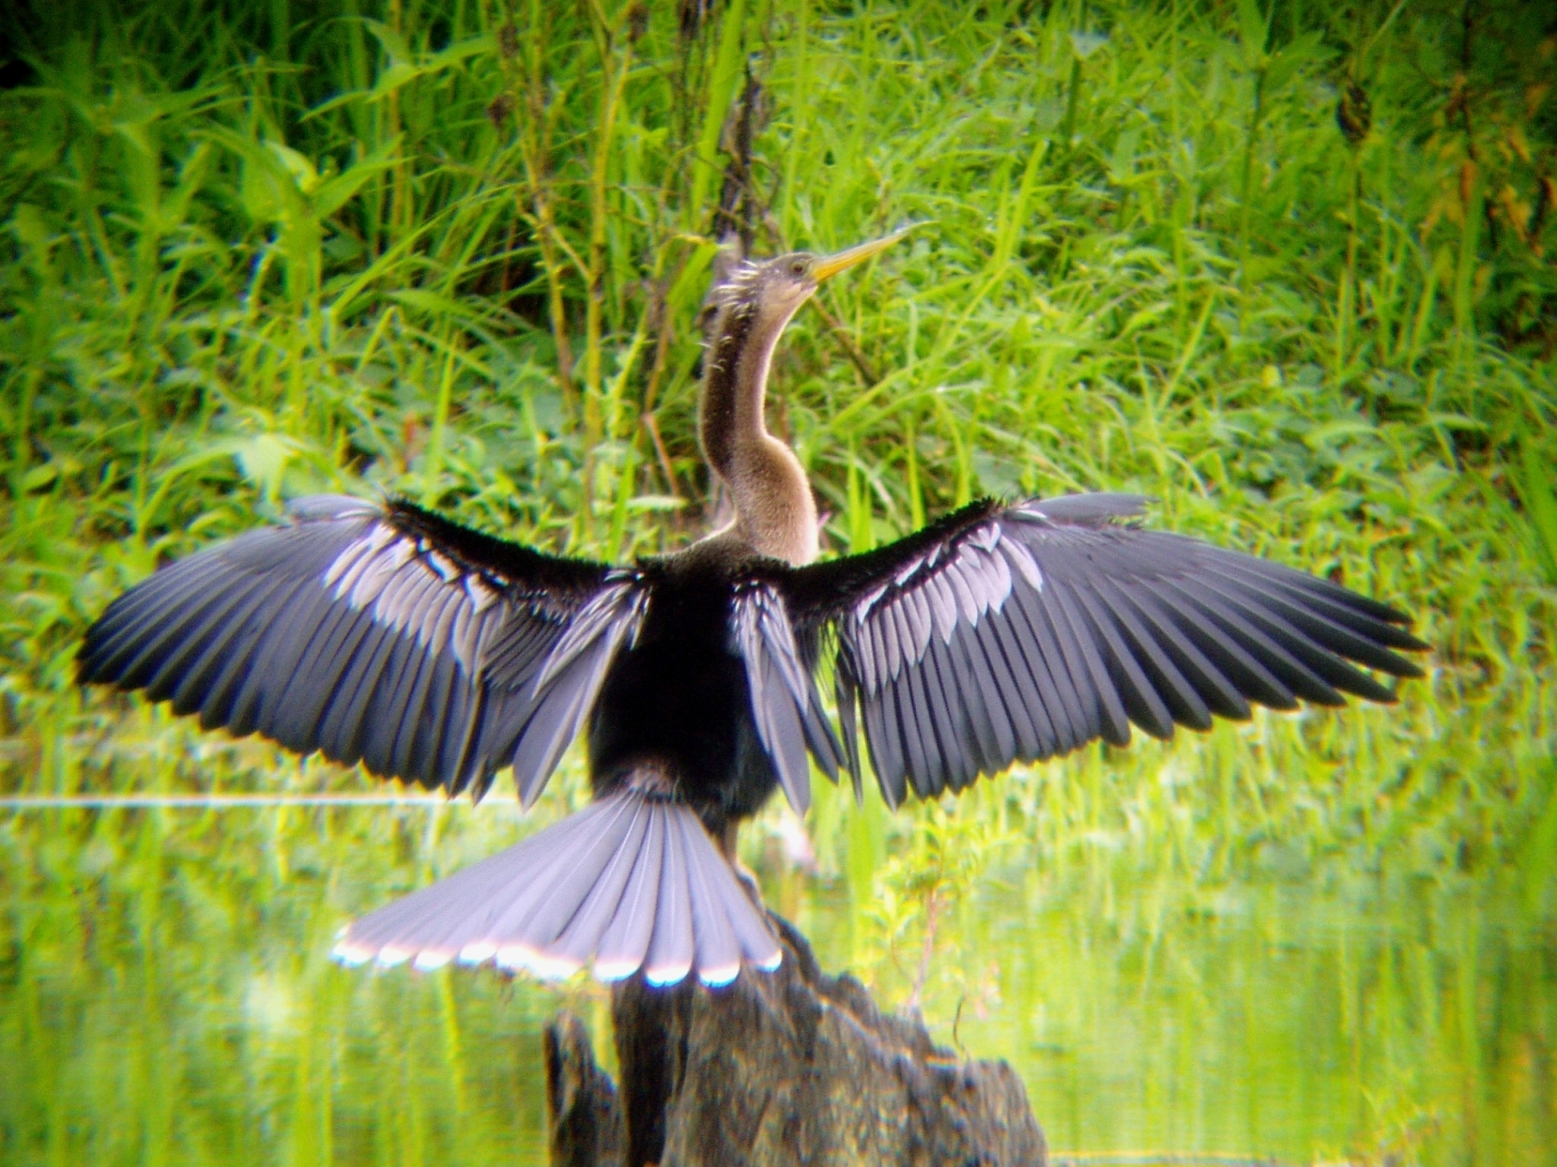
(679, 813, 741, 985)
(592, 811, 665, 980)
(332, 790, 780, 986)
(488, 793, 640, 955)
(549, 805, 652, 966)
(342, 803, 601, 967)
(644, 811, 694, 984)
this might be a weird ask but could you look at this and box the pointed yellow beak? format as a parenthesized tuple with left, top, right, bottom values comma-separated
(812, 227, 912, 282)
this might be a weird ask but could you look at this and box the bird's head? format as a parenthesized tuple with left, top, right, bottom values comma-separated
(716, 228, 911, 335)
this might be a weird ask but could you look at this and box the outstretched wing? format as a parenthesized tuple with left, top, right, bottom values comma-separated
(781, 494, 1427, 807)
(78, 494, 647, 801)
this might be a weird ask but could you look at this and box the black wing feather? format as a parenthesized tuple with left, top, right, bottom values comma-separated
(1099, 578, 1218, 728)
(835, 656, 866, 801)
(1047, 585, 1133, 745)
(78, 494, 630, 801)
(783, 493, 1426, 805)
(1069, 580, 1179, 738)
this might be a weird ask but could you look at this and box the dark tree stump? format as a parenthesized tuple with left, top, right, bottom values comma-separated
(544, 915, 1046, 1167)
(545, 1012, 625, 1167)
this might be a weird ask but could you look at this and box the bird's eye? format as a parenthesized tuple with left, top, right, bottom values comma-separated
(790, 260, 807, 277)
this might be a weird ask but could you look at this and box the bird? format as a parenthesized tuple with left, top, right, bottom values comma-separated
(77, 230, 1428, 987)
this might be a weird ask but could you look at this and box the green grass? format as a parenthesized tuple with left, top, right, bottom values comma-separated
(2, 0, 1556, 1163)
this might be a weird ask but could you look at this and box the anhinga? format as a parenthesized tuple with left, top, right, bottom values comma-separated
(79, 232, 1427, 986)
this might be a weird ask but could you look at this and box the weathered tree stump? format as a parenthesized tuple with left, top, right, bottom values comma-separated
(544, 915, 1046, 1167)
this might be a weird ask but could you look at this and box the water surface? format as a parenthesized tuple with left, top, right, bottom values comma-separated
(2, 740, 1551, 1166)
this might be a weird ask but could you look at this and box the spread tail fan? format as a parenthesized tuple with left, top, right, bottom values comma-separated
(331, 788, 780, 986)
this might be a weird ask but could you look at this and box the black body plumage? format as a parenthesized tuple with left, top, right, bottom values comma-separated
(77, 241, 1429, 986)
(588, 548, 788, 833)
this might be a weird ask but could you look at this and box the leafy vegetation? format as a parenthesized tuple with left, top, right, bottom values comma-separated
(1, 0, 1554, 1163)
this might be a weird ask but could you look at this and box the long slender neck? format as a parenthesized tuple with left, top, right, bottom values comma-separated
(698, 298, 818, 566)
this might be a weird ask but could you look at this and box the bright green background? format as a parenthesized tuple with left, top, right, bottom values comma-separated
(2, 0, 1555, 1163)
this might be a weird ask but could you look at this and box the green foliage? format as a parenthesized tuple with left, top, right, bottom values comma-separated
(1519, 432, 1557, 586)
(2, 0, 1556, 1163)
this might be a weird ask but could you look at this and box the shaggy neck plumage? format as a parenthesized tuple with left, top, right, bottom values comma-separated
(698, 290, 818, 566)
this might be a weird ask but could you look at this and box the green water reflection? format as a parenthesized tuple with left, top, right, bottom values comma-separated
(2, 786, 1552, 1165)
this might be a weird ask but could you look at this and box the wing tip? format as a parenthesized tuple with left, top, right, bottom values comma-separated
(1390, 650, 1429, 676)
